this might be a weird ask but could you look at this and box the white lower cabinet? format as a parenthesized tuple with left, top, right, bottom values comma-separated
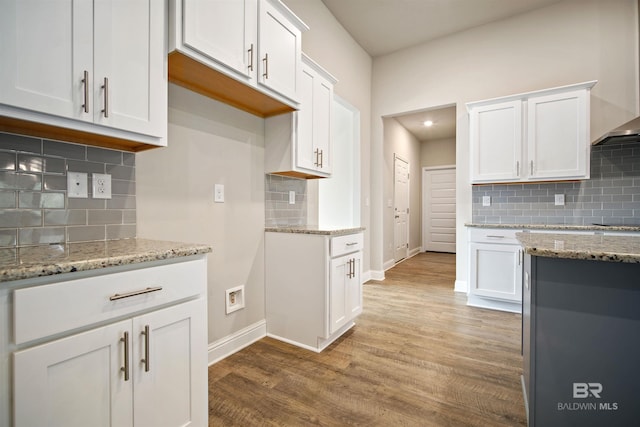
(6, 257, 208, 427)
(468, 228, 523, 313)
(266, 231, 363, 352)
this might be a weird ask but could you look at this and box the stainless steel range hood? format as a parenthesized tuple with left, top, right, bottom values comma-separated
(593, 116, 640, 145)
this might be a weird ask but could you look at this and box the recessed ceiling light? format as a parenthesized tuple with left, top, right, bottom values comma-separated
(423, 120, 433, 127)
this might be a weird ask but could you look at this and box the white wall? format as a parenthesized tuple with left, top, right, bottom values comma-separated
(370, 0, 639, 289)
(421, 137, 456, 168)
(137, 84, 266, 344)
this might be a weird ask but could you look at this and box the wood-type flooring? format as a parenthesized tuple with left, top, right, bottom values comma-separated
(208, 252, 527, 426)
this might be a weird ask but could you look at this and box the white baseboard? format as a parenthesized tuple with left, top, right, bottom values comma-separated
(364, 269, 385, 282)
(383, 259, 395, 271)
(466, 295, 522, 314)
(409, 247, 422, 258)
(454, 279, 468, 293)
(267, 321, 355, 353)
(208, 320, 267, 365)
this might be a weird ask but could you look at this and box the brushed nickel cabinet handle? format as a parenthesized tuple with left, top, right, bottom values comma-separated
(101, 77, 109, 118)
(346, 242, 358, 246)
(262, 53, 268, 79)
(314, 148, 319, 167)
(248, 43, 254, 71)
(319, 149, 324, 168)
(110, 286, 163, 301)
(486, 235, 505, 239)
(82, 70, 89, 113)
(141, 325, 150, 372)
(121, 331, 130, 381)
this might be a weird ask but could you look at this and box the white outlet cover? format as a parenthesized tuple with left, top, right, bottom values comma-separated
(225, 285, 245, 314)
(67, 172, 88, 198)
(289, 190, 295, 204)
(482, 196, 491, 207)
(92, 173, 112, 199)
(554, 194, 565, 206)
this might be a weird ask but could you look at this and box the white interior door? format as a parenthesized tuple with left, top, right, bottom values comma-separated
(422, 166, 456, 253)
(394, 155, 409, 263)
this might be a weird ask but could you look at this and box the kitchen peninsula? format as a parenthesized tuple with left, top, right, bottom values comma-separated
(0, 238, 211, 427)
(517, 232, 640, 427)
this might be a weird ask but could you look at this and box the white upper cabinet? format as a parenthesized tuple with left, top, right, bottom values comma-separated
(181, 0, 257, 80)
(265, 54, 337, 179)
(468, 81, 596, 184)
(0, 0, 167, 149)
(170, 0, 308, 117)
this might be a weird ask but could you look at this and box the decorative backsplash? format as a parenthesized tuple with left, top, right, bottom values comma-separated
(265, 174, 307, 227)
(472, 141, 640, 226)
(0, 132, 136, 247)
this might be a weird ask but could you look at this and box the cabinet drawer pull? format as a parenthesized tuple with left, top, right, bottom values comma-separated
(110, 286, 163, 301)
(247, 43, 254, 71)
(346, 242, 359, 246)
(141, 325, 150, 372)
(486, 235, 505, 239)
(121, 331, 130, 381)
(81, 70, 89, 113)
(262, 53, 268, 79)
(101, 77, 109, 118)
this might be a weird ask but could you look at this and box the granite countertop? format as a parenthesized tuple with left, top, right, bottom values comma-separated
(466, 223, 640, 232)
(265, 226, 366, 236)
(0, 238, 212, 283)
(516, 232, 640, 263)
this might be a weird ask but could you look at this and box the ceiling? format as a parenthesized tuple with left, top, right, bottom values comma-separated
(321, 0, 564, 57)
(320, 0, 564, 142)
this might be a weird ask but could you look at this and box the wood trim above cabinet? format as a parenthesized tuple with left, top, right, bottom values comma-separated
(168, 51, 296, 118)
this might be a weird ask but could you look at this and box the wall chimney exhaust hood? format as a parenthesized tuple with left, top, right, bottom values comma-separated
(593, 116, 640, 145)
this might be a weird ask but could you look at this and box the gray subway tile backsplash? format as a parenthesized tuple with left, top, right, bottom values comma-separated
(472, 141, 640, 226)
(265, 174, 307, 227)
(0, 131, 136, 247)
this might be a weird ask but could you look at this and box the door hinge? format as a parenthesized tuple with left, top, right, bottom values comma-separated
(406, 208, 409, 214)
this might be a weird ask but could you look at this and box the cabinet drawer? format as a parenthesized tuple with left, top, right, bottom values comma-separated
(469, 228, 521, 244)
(330, 233, 363, 257)
(14, 258, 205, 345)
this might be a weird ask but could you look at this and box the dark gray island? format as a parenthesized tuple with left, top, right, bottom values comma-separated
(516, 232, 640, 427)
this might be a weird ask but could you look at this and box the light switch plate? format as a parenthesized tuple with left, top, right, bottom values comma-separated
(289, 191, 295, 204)
(67, 172, 88, 198)
(482, 196, 491, 207)
(214, 184, 224, 203)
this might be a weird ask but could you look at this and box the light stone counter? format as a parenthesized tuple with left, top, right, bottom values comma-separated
(265, 226, 365, 236)
(467, 223, 640, 232)
(516, 232, 640, 263)
(0, 238, 212, 282)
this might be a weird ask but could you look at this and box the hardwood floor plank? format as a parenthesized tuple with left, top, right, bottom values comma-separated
(209, 252, 527, 426)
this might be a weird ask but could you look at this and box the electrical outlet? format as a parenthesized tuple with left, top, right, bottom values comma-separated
(92, 173, 112, 199)
(289, 190, 295, 204)
(482, 196, 491, 207)
(225, 285, 245, 314)
(554, 194, 565, 206)
(67, 172, 88, 198)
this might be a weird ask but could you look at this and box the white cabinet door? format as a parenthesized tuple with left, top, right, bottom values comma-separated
(295, 66, 316, 171)
(329, 252, 362, 335)
(470, 100, 522, 183)
(258, 0, 301, 101)
(182, 0, 257, 80)
(469, 242, 523, 302)
(14, 320, 133, 427)
(0, 0, 93, 121)
(133, 299, 207, 427)
(94, 0, 166, 137)
(313, 74, 333, 173)
(527, 89, 589, 180)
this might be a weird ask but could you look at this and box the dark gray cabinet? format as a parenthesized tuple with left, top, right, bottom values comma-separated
(522, 254, 640, 426)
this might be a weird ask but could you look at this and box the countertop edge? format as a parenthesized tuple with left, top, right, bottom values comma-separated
(1, 239, 213, 283)
(466, 223, 640, 232)
(265, 226, 366, 236)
